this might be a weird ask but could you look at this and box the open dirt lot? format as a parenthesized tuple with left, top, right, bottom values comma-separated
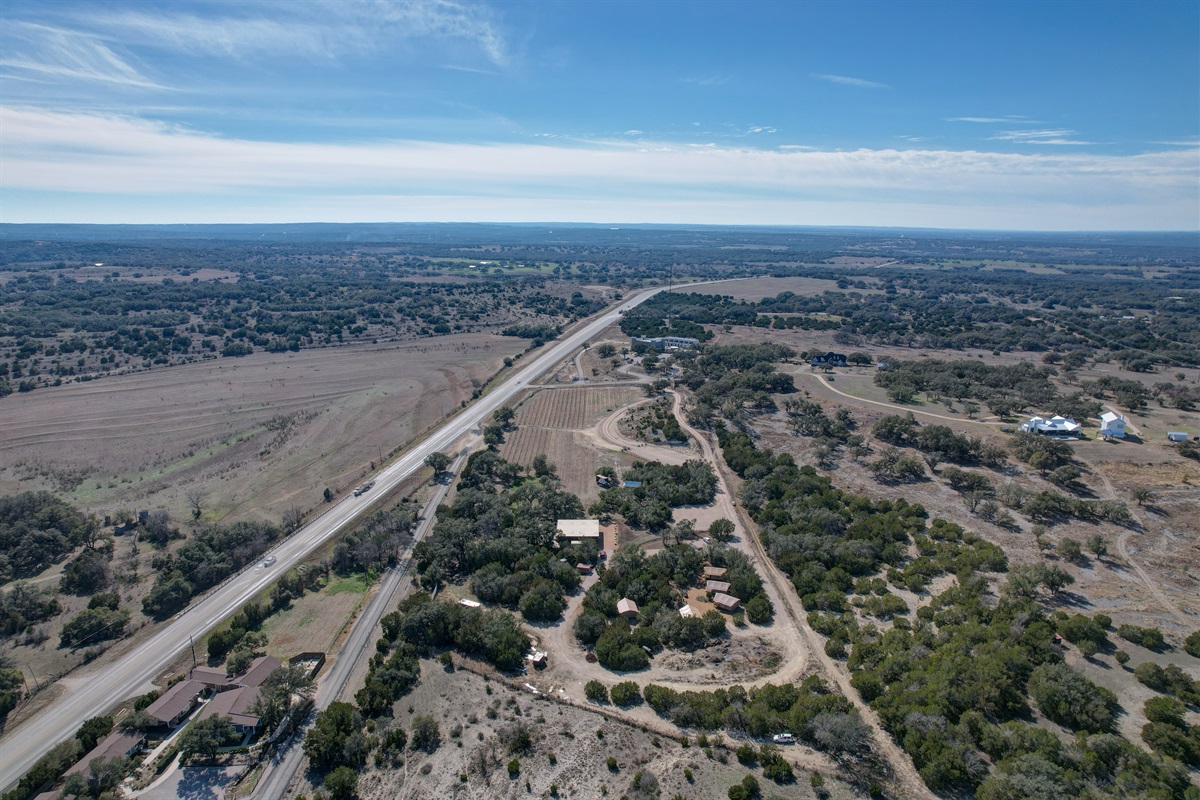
(290, 658, 864, 800)
(0, 334, 523, 526)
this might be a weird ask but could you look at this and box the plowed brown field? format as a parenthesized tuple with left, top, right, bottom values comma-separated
(501, 386, 643, 502)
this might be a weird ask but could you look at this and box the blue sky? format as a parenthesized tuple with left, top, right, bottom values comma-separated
(1, 0, 1197, 230)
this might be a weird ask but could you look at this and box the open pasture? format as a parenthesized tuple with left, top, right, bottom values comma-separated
(685, 275, 878, 301)
(0, 334, 521, 525)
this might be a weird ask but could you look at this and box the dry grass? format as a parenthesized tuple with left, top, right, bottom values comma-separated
(0, 334, 521, 526)
(686, 275, 877, 301)
(293, 658, 854, 800)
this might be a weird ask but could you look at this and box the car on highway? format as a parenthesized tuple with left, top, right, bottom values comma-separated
(262, 556, 277, 568)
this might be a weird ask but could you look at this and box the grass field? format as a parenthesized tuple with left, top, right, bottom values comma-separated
(684, 275, 878, 301)
(0, 333, 522, 526)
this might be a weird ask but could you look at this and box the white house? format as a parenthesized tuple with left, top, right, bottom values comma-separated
(1099, 412, 1127, 439)
(1019, 416, 1082, 437)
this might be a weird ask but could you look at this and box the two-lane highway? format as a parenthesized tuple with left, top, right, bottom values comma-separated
(0, 281, 725, 790)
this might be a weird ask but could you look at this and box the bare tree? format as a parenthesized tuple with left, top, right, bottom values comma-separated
(186, 490, 208, 520)
(282, 506, 304, 532)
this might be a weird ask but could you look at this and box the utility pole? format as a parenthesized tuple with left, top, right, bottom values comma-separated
(189, 635, 197, 668)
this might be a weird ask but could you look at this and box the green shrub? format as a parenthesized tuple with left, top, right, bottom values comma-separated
(585, 680, 609, 704)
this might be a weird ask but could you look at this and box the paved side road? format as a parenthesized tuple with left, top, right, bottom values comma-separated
(0, 278, 739, 791)
(251, 452, 467, 800)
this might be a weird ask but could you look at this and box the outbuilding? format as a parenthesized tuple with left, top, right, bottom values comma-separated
(1099, 412, 1127, 439)
(705, 580, 732, 595)
(711, 593, 742, 613)
(1168, 431, 1190, 443)
(617, 598, 639, 618)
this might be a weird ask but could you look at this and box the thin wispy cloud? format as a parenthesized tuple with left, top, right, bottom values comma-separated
(0, 22, 163, 89)
(813, 73, 888, 89)
(990, 129, 1094, 145)
(64, 0, 510, 68)
(946, 116, 1036, 124)
(682, 74, 731, 87)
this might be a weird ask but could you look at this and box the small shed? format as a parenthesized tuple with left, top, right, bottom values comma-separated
(576, 563, 593, 575)
(678, 604, 697, 619)
(617, 598, 639, 618)
(526, 650, 548, 668)
(1167, 431, 1189, 443)
(711, 593, 742, 613)
(702, 566, 728, 579)
(458, 598, 482, 608)
(705, 580, 732, 595)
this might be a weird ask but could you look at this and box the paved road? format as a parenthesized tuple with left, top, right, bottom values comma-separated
(251, 450, 467, 800)
(0, 281, 726, 790)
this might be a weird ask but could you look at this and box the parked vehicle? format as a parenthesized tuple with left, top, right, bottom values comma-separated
(772, 733, 795, 744)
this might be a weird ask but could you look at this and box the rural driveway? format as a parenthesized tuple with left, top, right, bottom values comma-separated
(0, 279, 743, 791)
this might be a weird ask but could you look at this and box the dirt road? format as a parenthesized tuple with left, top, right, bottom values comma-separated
(666, 393, 937, 800)
(806, 372, 1005, 428)
(1080, 456, 1191, 629)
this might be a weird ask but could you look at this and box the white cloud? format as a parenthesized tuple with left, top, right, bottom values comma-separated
(32, 0, 509, 70)
(0, 22, 163, 89)
(1, 107, 1195, 230)
(812, 73, 888, 89)
(946, 116, 1037, 124)
(990, 129, 1094, 145)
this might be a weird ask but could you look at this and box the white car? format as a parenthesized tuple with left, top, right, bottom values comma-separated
(772, 733, 795, 744)
(262, 556, 277, 568)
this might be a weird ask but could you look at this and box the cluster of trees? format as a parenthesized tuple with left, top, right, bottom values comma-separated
(591, 460, 717, 530)
(1134, 662, 1200, 706)
(0, 250, 603, 392)
(59, 593, 129, 649)
(0, 492, 92, 582)
(1, 583, 61, 638)
(143, 520, 282, 618)
(329, 505, 415, 575)
(413, 452, 585, 622)
(354, 593, 528, 717)
(619, 313, 712, 343)
(782, 399, 862, 467)
(674, 344, 796, 425)
(874, 359, 1059, 412)
(715, 429, 1157, 792)
(639, 676, 870, 757)
(627, 397, 686, 444)
(1142, 696, 1200, 766)
(872, 415, 1007, 467)
(574, 544, 772, 671)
